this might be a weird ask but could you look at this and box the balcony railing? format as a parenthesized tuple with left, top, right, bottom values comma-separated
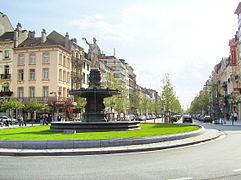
(0, 91, 13, 97)
(71, 72, 83, 81)
(71, 57, 83, 65)
(0, 74, 11, 79)
(16, 96, 73, 102)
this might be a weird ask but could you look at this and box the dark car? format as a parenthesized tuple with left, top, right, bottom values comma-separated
(203, 115, 212, 123)
(182, 114, 192, 123)
(171, 115, 178, 122)
(136, 115, 147, 121)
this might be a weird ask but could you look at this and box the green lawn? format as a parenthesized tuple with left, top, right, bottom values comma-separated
(0, 124, 200, 140)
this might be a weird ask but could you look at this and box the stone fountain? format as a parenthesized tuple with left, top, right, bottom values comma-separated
(50, 37, 140, 132)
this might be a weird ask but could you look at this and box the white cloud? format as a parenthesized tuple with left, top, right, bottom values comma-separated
(70, 0, 238, 108)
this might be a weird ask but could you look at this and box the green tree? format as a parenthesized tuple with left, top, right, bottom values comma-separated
(75, 97, 87, 111)
(104, 71, 129, 115)
(189, 89, 210, 114)
(160, 73, 182, 122)
(24, 99, 46, 121)
(129, 90, 142, 115)
(0, 98, 24, 119)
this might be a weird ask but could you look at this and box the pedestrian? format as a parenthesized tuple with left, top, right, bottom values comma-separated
(57, 115, 62, 122)
(40, 116, 44, 125)
(47, 115, 52, 123)
(0, 117, 3, 127)
(44, 116, 48, 125)
(226, 113, 230, 121)
(22, 116, 26, 126)
(233, 112, 238, 122)
(18, 116, 22, 127)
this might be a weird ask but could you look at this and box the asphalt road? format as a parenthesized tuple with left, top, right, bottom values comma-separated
(1, 120, 241, 180)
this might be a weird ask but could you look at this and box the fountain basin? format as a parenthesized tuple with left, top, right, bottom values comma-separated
(50, 121, 141, 132)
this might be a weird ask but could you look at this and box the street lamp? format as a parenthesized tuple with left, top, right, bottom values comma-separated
(49, 92, 57, 121)
(50, 91, 57, 101)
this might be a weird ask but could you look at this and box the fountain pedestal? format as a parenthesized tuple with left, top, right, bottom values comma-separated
(50, 68, 140, 132)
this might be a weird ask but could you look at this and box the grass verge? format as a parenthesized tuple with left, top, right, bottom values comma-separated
(0, 124, 200, 140)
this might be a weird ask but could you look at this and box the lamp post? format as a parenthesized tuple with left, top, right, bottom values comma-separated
(49, 92, 57, 121)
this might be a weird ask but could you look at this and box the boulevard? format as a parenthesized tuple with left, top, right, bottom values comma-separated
(1, 120, 241, 179)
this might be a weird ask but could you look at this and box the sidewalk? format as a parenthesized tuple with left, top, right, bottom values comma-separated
(0, 123, 41, 129)
(222, 120, 241, 126)
(0, 127, 222, 156)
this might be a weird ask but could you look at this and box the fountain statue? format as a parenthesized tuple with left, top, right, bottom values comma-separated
(50, 37, 140, 132)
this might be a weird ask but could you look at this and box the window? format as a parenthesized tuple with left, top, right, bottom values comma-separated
(114, 73, 125, 79)
(18, 54, 24, 65)
(59, 54, 62, 65)
(63, 71, 66, 82)
(42, 53, 49, 64)
(29, 69, 35, 80)
(83, 73, 85, 83)
(43, 68, 49, 80)
(83, 62, 86, 69)
(29, 53, 36, 64)
(4, 65, 9, 74)
(2, 83, 9, 91)
(67, 72, 70, 83)
(87, 74, 89, 83)
(59, 69, 62, 81)
(29, 87, 35, 98)
(67, 58, 70, 68)
(63, 88, 66, 97)
(87, 64, 90, 71)
(63, 56, 66, 67)
(18, 69, 24, 81)
(43, 86, 49, 98)
(4, 50, 10, 58)
(18, 87, 24, 98)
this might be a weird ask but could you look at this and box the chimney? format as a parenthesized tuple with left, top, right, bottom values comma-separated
(41, 29, 47, 43)
(14, 30, 19, 41)
(70, 38, 77, 43)
(28, 31, 35, 38)
(13, 30, 19, 48)
(65, 32, 70, 49)
(16, 23, 22, 31)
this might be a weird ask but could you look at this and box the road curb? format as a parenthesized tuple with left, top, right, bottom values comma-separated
(0, 125, 204, 149)
(0, 128, 222, 156)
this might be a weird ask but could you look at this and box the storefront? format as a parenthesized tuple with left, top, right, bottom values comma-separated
(47, 101, 76, 121)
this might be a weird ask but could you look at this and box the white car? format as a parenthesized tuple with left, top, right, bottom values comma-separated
(0, 116, 18, 124)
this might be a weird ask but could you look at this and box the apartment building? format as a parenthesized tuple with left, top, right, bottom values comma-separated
(100, 55, 129, 90)
(71, 39, 88, 90)
(0, 13, 28, 101)
(11, 29, 74, 120)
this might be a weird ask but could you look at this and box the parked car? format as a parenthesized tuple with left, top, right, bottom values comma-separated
(0, 116, 18, 125)
(203, 115, 212, 123)
(136, 115, 147, 121)
(123, 114, 136, 121)
(171, 115, 178, 122)
(182, 114, 193, 123)
(145, 114, 152, 120)
(151, 114, 156, 119)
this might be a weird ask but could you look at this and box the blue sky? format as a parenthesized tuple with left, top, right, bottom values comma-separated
(1, 0, 239, 108)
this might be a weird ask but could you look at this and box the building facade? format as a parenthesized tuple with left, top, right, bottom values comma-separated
(0, 15, 28, 101)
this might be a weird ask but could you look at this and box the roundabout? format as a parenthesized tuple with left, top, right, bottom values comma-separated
(0, 124, 221, 156)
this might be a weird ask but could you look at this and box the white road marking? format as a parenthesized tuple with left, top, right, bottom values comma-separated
(168, 177, 194, 180)
(233, 168, 241, 172)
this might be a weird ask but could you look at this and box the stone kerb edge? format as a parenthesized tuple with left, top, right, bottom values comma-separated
(0, 125, 204, 149)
